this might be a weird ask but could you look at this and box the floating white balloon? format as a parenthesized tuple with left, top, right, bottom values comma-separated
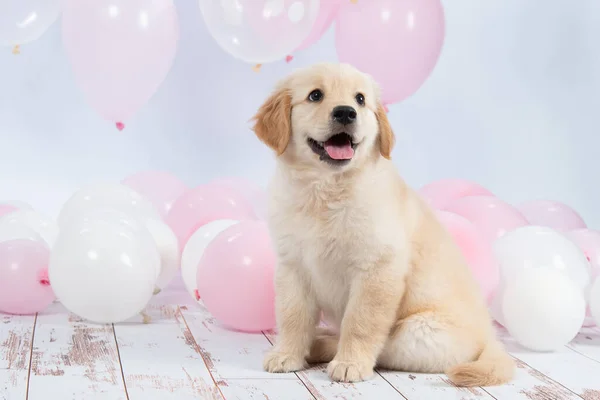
(0, 0, 61, 47)
(181, 219, 239, 300)
(49, 209, 160, 323)
(58, 183, 161, 229)
(491, 226, 591, 325)
(145, 218, 180, 291)
(502, 268, 585, 352)
(0, 209, 59, 247)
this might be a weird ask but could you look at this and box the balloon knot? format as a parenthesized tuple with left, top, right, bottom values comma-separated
(285, 55, 294, 63)
(12, 45, 20, 55)
(116, 122, 125, 131)
(39, 268, 50, 286)
(252, 64, 262, 73)
(194, 289, 201, 301)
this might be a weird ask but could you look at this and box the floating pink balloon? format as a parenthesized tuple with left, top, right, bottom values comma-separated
(436, 210, 498, 303)
(122, 171, 189, 219)
(295, 0, 343, 52)
(208, 176, 267, 219)
(443, 196, 529, 242)
(518, 200, 586, 232)
(565, 228, 600, 327)
(166, 185, 256, 251)
(0, 239, 54, 315)
(0, 204, 17, 218)
(197, 220, 276, 332)
(62, 0, 179, 128)
(418, 179, 494, 210)
(335, 0, 445, 105)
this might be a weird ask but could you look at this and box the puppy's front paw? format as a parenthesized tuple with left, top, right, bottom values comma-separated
(327, 359, 374, 382)
(263, 350, 306, 373)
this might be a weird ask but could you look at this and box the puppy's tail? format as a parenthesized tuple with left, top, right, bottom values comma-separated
(445, 340, 515, 387)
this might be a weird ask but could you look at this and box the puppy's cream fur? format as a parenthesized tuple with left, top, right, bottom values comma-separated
(252, 63, 514, 386)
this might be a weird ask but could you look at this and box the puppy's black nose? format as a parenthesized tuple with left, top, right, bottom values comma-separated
(332, 105, 357, 125)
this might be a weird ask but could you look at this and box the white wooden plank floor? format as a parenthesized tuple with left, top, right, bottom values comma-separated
(2, 283, 600, 400)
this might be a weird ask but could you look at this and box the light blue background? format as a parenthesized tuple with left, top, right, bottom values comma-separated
(1, 0, 599, 226)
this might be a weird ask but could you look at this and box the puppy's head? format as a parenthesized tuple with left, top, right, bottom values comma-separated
(252, 63, 394, 172)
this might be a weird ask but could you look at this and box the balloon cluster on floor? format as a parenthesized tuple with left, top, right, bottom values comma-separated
(0, 171, 276, 332)
(2, 0, 445, 127)
(420, 179, 600, 352)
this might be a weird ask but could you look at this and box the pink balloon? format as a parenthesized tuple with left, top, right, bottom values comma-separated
(436, 211, 498, 303)
(443, 196, 529, 242)
(0, 204, 17, 218)
(62, 0, 179, 127)
(517, 200, 586, 232)
(0, 239, 55, 315)
(166, 185, 256, 251)
(335, 0, 445, 105)
(295, 0, 343, 52)
(418, 179, 494, 210)
(565, 229, 600, 327)
(208, 177, 267, 219)
(122, 171, 188, 219)
(197, 220, 276, 332)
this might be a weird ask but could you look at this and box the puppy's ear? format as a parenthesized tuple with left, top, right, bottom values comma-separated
(376, 104, 395, 159)
(252, 87, 292, 155)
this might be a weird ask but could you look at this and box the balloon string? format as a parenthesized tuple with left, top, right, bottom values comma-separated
(194, 289, 201, 301)
(12, 45, 20, 55)
(383, 104, 389, 113)
(252, 64, 262, 72)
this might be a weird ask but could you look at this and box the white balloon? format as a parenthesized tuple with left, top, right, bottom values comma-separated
(181, 219, 239, 300)
(491, 225, 591, 325)
(199, 0, 320, 64)
(591, 277, 600, 327)
(0, 209, 58, 247)
(0, 0, 61, 46)
(58, 183, 161, 228)
(502, 268, 586, 352)
(494, 226, 591, 289)
(0, 222, 44, 244)
(49, 210, 160, 323)
(145, 219, 180, 290)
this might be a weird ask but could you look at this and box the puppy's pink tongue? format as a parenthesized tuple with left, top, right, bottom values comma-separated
(324, 143, 354, 160)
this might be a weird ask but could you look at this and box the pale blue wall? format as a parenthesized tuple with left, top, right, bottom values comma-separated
(1, 0, 599, 226)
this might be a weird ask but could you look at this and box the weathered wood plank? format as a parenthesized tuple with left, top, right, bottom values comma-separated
(376, 370, 492, 400)
(27, 302, 127, 400)
(114, 304, 223, 400)
(0, 314, 35, 400)
(218, 379, 315, 400)
(498, 327, 600, 400)
(263, 331, 406, 399)
(181, 304, 296, 380)
(567, 328, 600, 364)
(181, 303, 319, 399)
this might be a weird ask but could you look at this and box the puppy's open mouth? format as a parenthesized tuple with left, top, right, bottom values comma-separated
(307, 133, 357, 165)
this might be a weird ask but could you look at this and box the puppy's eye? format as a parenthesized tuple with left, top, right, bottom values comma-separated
(308, 89, 323, 102)
(355, 93, 365, 106)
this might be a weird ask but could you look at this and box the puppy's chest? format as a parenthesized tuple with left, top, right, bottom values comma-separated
(276, 199, 380, 271)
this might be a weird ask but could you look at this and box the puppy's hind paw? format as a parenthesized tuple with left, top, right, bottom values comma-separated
(263, 351, 306, 373)
(327, 359, 374, 383)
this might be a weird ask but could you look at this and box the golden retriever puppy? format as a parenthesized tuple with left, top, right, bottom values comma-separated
(251, 63, 514, 386)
